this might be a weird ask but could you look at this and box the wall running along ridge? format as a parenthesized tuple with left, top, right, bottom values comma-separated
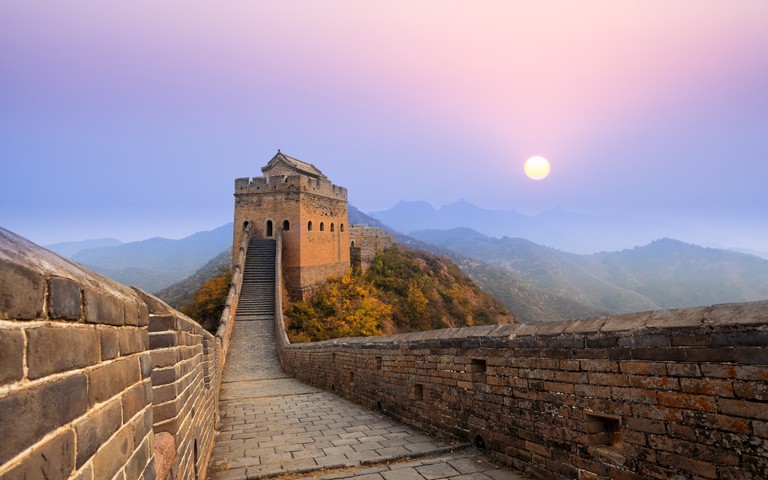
(274, 243, 768, 480)
(0, 225, 253, 480)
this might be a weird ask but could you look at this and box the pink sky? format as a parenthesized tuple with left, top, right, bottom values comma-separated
(2, 1, 767, 250)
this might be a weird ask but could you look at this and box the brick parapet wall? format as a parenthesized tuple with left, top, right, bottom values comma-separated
(217, 220, 252, 372)
(276, 286, 768, 479)
(0, 227, 222, 480)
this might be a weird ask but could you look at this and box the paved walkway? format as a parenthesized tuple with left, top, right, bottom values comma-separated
(208, 242, 525, 479)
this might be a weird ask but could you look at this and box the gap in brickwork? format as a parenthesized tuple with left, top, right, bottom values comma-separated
(585, 412, 622, 446)
(412, 383, 424, 401)
(470, 358, 487, 374)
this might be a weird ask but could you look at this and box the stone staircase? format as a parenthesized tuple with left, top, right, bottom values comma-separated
(221, 237, 287, 383)
(237, 238, 276, 320)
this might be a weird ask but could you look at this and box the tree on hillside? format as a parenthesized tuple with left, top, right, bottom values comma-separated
(181, 268, 231, 333)
(285, 271, 390, 342)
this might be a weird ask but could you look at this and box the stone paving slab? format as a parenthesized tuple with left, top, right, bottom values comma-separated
(209, 376, 468, 479)
(279, 453, 524, 480)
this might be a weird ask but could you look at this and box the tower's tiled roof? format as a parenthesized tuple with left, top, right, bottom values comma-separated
(262, 150, 327, 179)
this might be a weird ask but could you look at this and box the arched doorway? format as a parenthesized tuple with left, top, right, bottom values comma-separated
(266, 220, 273, 237)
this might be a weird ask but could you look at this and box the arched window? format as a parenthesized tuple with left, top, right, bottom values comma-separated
(307, 221, 313, 231)
(340, 223, 345, 232)
(351, 241, 355, 247)
(266, 220, 273, 237)
(330, 223, 335, 232)
(320, 222, 325, 232)
(282, 220, 290, 231)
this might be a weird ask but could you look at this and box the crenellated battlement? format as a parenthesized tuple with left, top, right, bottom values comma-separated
(234, 174, 347, 200)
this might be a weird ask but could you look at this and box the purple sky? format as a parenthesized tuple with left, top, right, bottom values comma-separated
(2, 1, 767, 251)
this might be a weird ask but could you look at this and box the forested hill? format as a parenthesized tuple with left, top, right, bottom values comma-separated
(284, 245, 514, 342)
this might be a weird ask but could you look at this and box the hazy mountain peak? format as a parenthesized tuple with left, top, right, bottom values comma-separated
(45, 238, 124, 258)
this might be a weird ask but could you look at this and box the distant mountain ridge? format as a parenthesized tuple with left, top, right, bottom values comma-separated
(411, 228, 768, 314)
(369, 199, 703, 254)
(65, 224, 233, 292)
(46, 237, 123, 258)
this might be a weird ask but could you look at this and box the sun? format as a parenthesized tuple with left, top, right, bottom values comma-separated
(524, 156, 550, 180)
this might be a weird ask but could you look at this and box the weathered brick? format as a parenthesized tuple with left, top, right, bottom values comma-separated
(2, 427, 74, 480)
(0, 259, 44, 320)
(124, 434, 151, 480)
(91, 421, 135, 480)
(148, 314, 177, 332)
(733, 381, 768, 401)
(100, 327, 119, 360)
(151, 366, 178, 386)
(736, 346, 768, 365)
(701, 364, 768, 381)
(580, 360, 619, 372)
(669, 332, 710, 346)
(48, 276, 82, 320)
(714, 414, 750, 434)
(719, 398, 768, 420)
(84, 288, 123, 326)
(87, 356, 141, 407)
(712, 332, 768, 346)
(620, 361, 666, 376)
(666, 363, 701, 377)
(630, 347, 687, 362)
(679, 378, 734, 397)
(140, 352, 153, 379)
(618, 334, 669, 348)
(611, 387, 656, 404)
(27, 326, 100, 379)
(122, 379, 152, 421)
(684, 347, 736, 362)
(131, 407, 153, 450)
(74, 398, 121, 468)
(657, 391, 717, 412)
(151, 349, 178, 368)
(625, 417, 665, 434)
(708, 301, 768, 326)
(0, 374, 87, 464)
(588, 372, 628, 386)
(0, 327, 24, 383)
(646, 306, 708, 328)
(149, 331, 178, 349)
(137, 300, 149, 327)
(601, 311, 650, 332)
(124, 300, 139, 327)
(658, 452, 717, 478)
(754, 420, 768, 438)
(565, 316, 607, 333)
(119, 328, 148, 356)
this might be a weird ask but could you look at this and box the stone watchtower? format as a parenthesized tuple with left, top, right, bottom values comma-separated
(233, 151, 350, 299)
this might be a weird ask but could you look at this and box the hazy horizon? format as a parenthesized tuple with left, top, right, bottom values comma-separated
(3, 2, 767, 251)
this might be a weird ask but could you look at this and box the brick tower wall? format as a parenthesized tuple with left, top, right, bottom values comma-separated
(233, 174, 349, 300)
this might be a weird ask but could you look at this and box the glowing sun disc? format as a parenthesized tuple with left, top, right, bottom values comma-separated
(524, 156, 550, 180)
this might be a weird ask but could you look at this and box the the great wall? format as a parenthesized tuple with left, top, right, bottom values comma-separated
(1, 153, 767, 479)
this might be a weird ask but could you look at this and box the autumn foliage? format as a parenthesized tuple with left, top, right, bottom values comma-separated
(285, 246, 512, 342)
(285, 272, 390, 343)
(181, 268, 231, 332)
